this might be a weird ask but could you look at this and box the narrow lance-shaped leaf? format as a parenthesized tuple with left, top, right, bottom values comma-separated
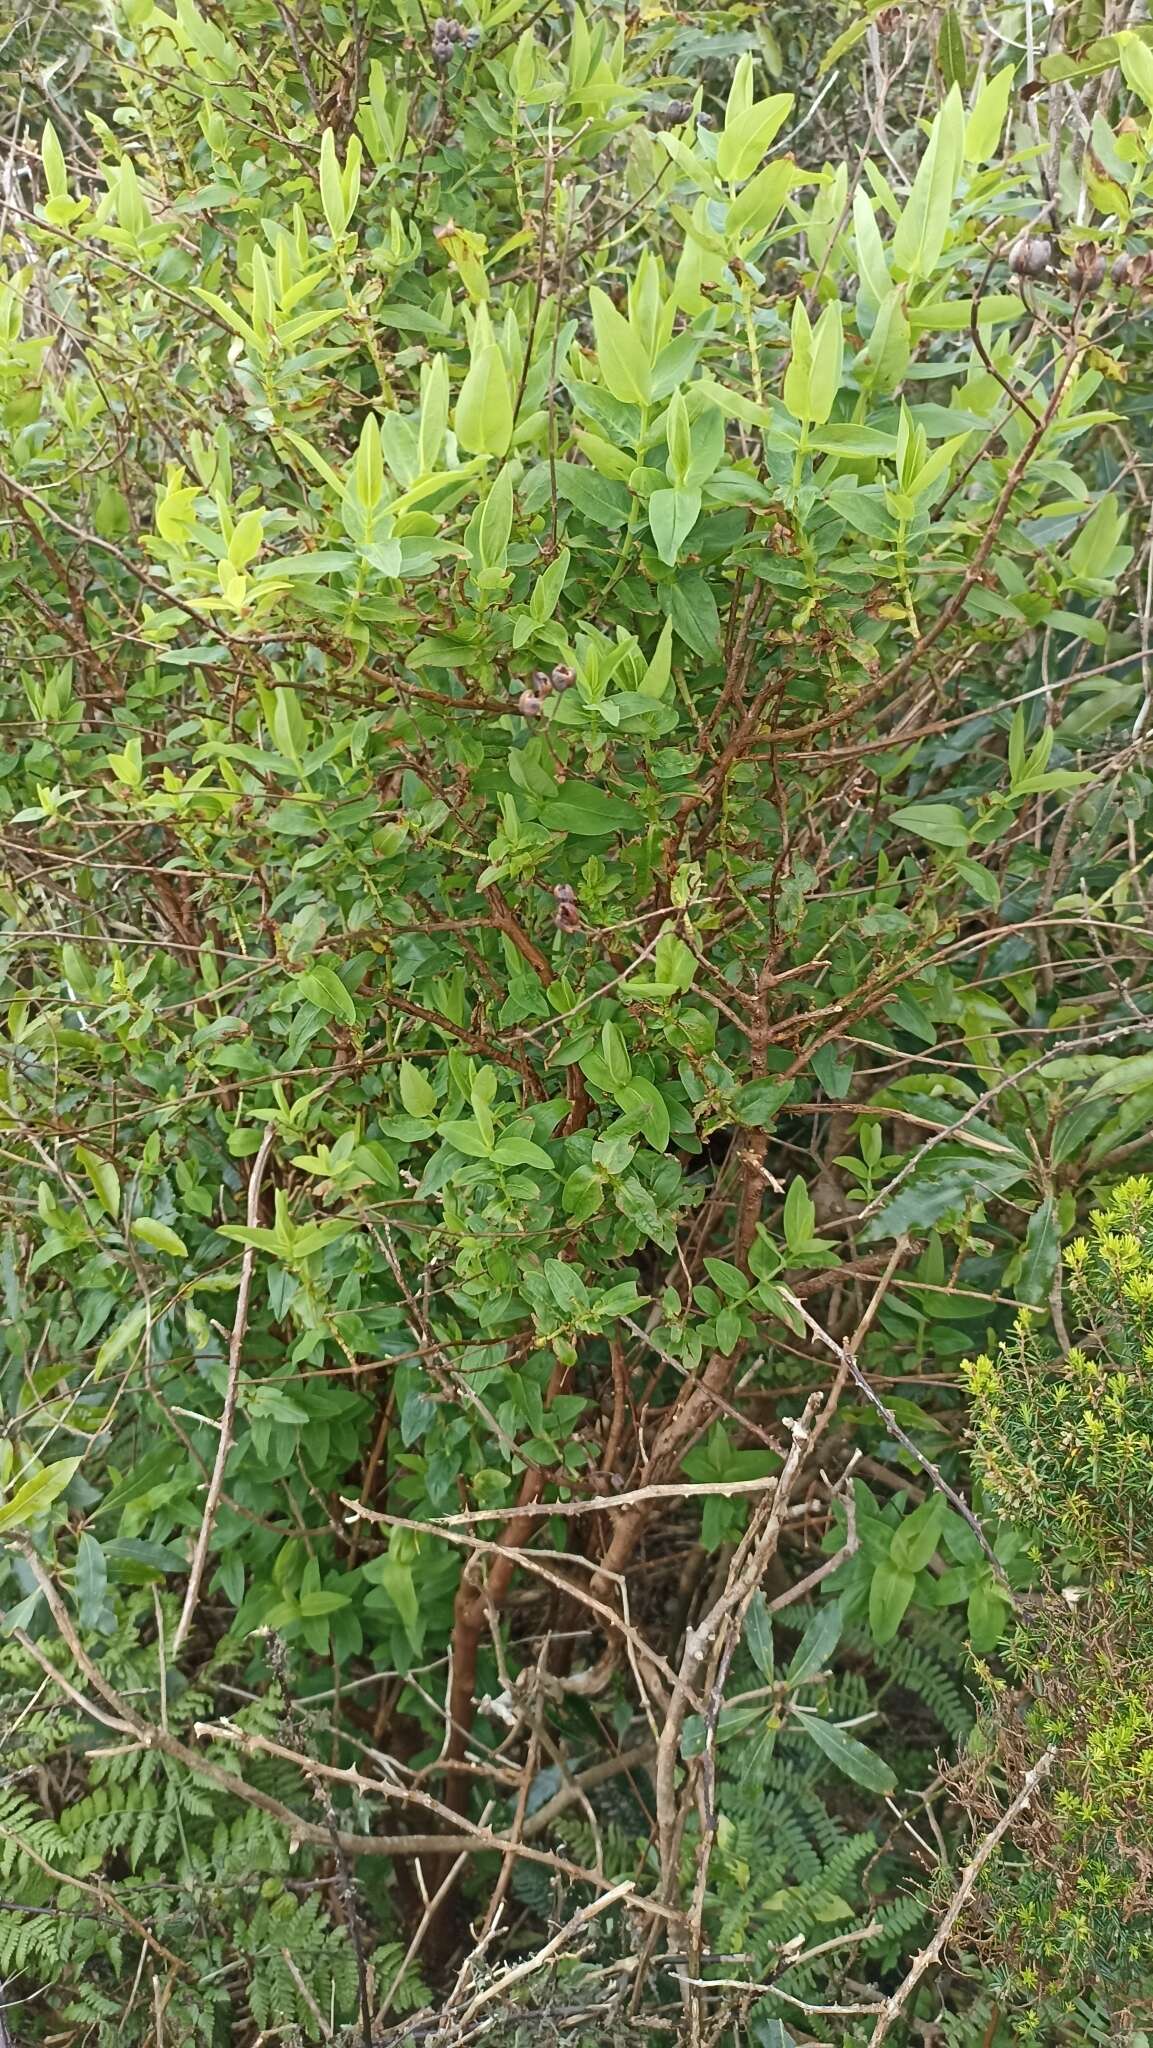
(891, 85, 965, 281)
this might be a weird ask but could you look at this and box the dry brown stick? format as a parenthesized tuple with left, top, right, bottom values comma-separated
(441, 1402, 564, 1820)
(422, 1471, 796, 1526)
(653, 1401, 819, 1907)
(13, 1628, 139, 1735)
(781, 1285, 1008, 1581)
(19, 1546, 678, 1900)
(339, 1502, 686, 1699)
(454, 1878, 636, 2027)
(867, 1748, 1057, 2046)
(379, 1842, 474, 2019)
(172, 1124, 275, 1655)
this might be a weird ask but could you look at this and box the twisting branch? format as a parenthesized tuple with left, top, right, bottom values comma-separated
(868, 1748, 1057, 2045)
(172, 1124, 275, 1656)
(781, 1283, 1009, 1583)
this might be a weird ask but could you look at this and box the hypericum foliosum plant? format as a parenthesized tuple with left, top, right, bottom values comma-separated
(5, 1, 1153, 2042)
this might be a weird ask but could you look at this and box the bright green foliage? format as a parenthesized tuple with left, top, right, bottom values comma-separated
(966, 1180, 1153, 2029)
(3, 0, 1153, 2041)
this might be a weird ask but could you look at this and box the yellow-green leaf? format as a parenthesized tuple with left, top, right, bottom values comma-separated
(455, 343, 513, 456)
(130, 1217, 189, 1258)
(75, 1145, 121, 1220)
(716, 93, 794, 184)
(965, 65, 1013, 164)
(891, 86, 964, 281)
(0, 1458, 81, 1534)
(589, 287, 651, 406)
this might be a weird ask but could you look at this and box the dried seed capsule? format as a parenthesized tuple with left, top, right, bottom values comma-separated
(1069, 245, 1106, 292)
(517, 688, 543, 717)
(550, 663, 575, 691)
(1114, 250, 1152, 290)
(554, 883, 581, 933)
(532, 669, 554, 694)
(1008, 232, 1052, 279)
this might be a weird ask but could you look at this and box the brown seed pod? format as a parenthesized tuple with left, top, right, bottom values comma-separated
(1068, 245, 1106, 292)
(517, 689, 543, 718)
(550, 663, 575, 691)
(1113, 250, 1153, 291)
(531, 669, 554, 695)
(553, 883, 581, 933)
(1009, 232, 1053, 280)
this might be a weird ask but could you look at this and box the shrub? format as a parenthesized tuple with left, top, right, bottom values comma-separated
(965, 1180, 1153, 2029)
(3, 2, 1153, 2042)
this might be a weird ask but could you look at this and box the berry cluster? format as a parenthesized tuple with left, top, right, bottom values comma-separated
(516, 664, 575, 718)
(1008, 229, 1153, 295)
(431, 15, 480, 66)
(651, 98, 693, 129)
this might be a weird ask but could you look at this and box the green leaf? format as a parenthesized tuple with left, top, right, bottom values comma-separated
(783, 297, 846, 426)
(554, 462, 631, 530)
(745, 1590, 775, 1680)
(0, 1458, 80, 1534)
(476, 465, 514, 574)
(538, 785, 644, 835)
(617, 1079, 670, 1151)
(808, 299, 844, 427)
(399, 1059, 438, 1118)
(95, 1302, 150, 1379)
(862, 1151, 1028, 1241)
(1118, 29, 1153, 111)
(890, 801, 971, 849)
(965, 65, 1013, 164)
(75, 1533, 108, 1631)
(663, 571, 720, 655)
(492, 1134, 555, 1170)
(297, 965, 357, 1025)
(731, 1079, 793, 1127)
(42, 121, 68, 201)
(782, 1176, 816, 1254)
(967, 1579, 1010, 1653)
(716, 93, 794, 183)
(793, 1709, 896, 1793)
(819, 14, 873, 72)
(639, 618, 673, 698)
(868, 1559, 916, 1644)
(649, 486, 701, 566)
(130, 1217, 189, 1258)
(716, 1305, 742, 1353)
(75, 1145, 121, 1220)
(589, 287, 651, 406)
(889, 1492, 947, 1573)
(786, 1599, 843, 1686)
(439, 1117, 496, 1159)
(370, 1555, 423, 1651)
(853, 189, 891, 315)
(891, 86, 964, 281)
(1015, 1196, 1059, 1307)
(937, 8, 968, 91)
(455, 343, 514, 457)
(297, 1588, 351, 1617)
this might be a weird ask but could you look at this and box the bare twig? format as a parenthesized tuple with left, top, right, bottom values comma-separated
(172, 1125, 275, 1655)
(781, 1289, 1009, 1583)
(868, 1749, 1057, 2045)
(455, 1879, 635, 2026)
